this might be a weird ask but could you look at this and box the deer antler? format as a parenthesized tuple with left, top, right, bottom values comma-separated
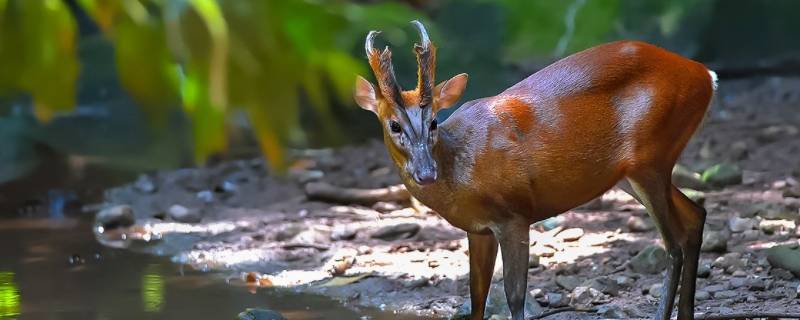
(411, 20, 436, 106)
(365, 30, 402, 105)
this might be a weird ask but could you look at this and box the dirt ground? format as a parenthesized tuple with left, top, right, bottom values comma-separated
(94, 77, 800, 319)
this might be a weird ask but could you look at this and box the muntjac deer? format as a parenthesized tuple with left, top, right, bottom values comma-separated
(355, 21, 716, 320)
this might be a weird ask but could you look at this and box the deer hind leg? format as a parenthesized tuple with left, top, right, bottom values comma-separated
(493, 220, 530, 320)
(626, 172, 683, 320)
(467, 232, 498, 320)
(672, 185, 706, 320)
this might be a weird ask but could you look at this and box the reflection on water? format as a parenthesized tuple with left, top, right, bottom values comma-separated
(0, 272, 20, 318)
(0, 217, 419, 320)
(142, 265, 164, 313)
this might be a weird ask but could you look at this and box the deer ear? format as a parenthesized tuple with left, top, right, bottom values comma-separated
(355, 76, 379, 114)
(434, 73, 468, 110)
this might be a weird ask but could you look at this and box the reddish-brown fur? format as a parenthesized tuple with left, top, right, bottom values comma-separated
(358, 37, 715, 320)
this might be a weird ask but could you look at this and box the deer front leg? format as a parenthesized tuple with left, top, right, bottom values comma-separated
(494, 220, 530, 320)
(467, 232, 498, 320)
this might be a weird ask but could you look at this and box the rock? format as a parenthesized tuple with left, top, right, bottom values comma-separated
(701, 229, 729, 253)
(695, 290, 711, 301)
(196, 190, 214, 203)
(673, 165, 708, 190)
(293, 227, 331, 245)
(630, 245, 668, 274)
(134, 174, 157, 193)
(555, 275, 583, 291)
(742, 229, 760, 241)
(753, 203, 797, 220)
(614, 275, 635, 287)
(697, 262, 712, 278)
(570, 286, 605, 308)
(713, 253, 747, 274)
(701, 163, 742, 188)
(371, 201, 402, 212)
(581, 276, 620, 296)
(546, 292, 568, 307)
(274, 225, 305, 241)
(555, 228, 584, 242)
(539, 216, 564, 231)
(370, 223, 421, 241)
(168, 204, 201, 223)
(403, 277, 429, 289)
(531, 245, 556, 258)
(478, 283, 543, 318)
(747, 278, 766, 291)
(528, 253, 540, 268)
(648, 283, 663, 298)
(728, 216, 756, 233)
(626, 216, 655, 232)
(759, 219, 796, 235)
(704, 283, 728, 293)
(713, 290, 738, 300)
(729, 277, 747, 288)
(596, 304, 627, 319)
(95, 205, 136, 229)
(766, 244, 800, 277)
(237, 308, 287, 320)
(330, 224, 358, 241)
(757, 124, 798, 143)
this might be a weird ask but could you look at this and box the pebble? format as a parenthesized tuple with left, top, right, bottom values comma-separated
(571, 286, 605, 308)
(695, 290, 711, 301)
(196, 190, 214, 203)
(759, 219, 796, 235)
(672, 165, 708, 190)
(742, 229, 760, 241)
(704, 283, 728, 293)
(648, 283, 663, 298)
(697, 262, 712, 278)
(729, 277, 747, 288)
(747, 278, 766, 291)
(237, 308, 287, 320)
(168, 204, 201, 223)
(370, 223, 421, 241)
(555, 228, 584, 242)
(728, 216, 755, 233)
(630, 245, 668, 274)
(766, 244, 800, 277)
(713, 290, 738, 300)
(614, 275, 635, 287)
(555, 275, 583, 291)
(528, 253, 540, 268)
(713, 253, 747, 273)
(581, 276, 620, 296)
(95, 205, 135, 229)
(546, 292, 568, 307)
(701, 229, 729, 252)
(596, 304, 627, 319)
(701, 163, 742, 187)
(626, 216, 655, 232)
(330, 225, 358, 241)
(134, 175, 157, 193)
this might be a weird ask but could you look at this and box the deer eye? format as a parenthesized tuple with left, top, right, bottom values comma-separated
(430, 119, 438, 131)
(389, 120, 402, 133)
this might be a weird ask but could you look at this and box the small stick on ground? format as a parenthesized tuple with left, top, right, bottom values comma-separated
(530, 307, 597, 319)
(304, 182, 410, 205)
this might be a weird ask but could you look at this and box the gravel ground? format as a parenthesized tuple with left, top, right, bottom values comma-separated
(94, 77, 800, 319)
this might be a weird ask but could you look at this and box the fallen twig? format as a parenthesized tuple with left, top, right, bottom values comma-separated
(530, 306, 597, 319)
(304, 182, 410, 205)
(696, 312, 800, 320)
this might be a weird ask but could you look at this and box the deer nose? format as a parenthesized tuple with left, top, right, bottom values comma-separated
(413, 169, 437, 185)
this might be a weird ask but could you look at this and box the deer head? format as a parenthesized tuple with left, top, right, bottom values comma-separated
(354, 20, 469, 186)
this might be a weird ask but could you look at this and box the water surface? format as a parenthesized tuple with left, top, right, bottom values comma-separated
(0, 217, 417, 320)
